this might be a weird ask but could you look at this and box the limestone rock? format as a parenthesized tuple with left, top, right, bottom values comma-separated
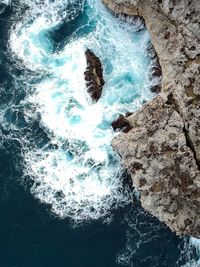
(102, 0, 200, 237)
(148, 44, 162, 93)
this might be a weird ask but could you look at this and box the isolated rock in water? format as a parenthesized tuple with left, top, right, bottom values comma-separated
(111, 114, 133, 133)
(102, 0, 200, 238)
(84, 49, 105, 102)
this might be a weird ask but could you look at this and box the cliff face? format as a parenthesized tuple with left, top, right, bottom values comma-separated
(102, 0, 200, 237)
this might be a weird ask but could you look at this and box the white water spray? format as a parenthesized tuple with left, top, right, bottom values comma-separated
(8, 0, 153, 222)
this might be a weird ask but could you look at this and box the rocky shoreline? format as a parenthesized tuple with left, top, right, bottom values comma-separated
(102, 0, 200, 237)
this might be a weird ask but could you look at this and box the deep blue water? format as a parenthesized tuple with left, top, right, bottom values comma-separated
(0, 0, 199, 266)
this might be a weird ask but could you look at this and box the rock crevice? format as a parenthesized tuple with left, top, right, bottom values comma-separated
(183, 125, 200, 171)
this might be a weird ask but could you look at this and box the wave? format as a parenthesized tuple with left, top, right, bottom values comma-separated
(1, 0, 200, 265)
(6, 0, 154, 222)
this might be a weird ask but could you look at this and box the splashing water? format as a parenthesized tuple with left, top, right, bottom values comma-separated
(1, 0, 200, 266)
(5, 0, 154, 223)
(181, 238, 200, 267)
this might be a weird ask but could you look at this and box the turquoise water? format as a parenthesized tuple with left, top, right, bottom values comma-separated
(8, 0, 153, 221)
(0, 0, 200, 266)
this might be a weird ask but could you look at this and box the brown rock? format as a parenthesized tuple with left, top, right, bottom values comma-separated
(84, 49, 105, 102)
(111, 114, 133, 133)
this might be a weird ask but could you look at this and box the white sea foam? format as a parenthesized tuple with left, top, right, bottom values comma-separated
(181, 237, 200, 267)
(8, 0, 154, 222)
(0, 0, 10, 4)
(4, 1, 200, 266)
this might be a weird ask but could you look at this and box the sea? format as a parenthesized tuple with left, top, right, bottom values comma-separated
(0, 0, 200, 266)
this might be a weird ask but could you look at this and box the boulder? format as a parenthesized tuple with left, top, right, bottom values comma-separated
(111, 114, 133, 133)
(84, 49, 105, 102)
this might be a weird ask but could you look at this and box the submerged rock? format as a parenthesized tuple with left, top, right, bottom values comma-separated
(102, 0, 200, 237)
(84, 49, 105, 102)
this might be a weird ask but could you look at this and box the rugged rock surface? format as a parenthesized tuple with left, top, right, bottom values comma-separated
(84, 49, 105, 102)
(148, 44, 162, 93)
(102, 0, 200, 237)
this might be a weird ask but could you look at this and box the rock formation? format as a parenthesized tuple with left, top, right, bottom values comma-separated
(102, 0, 200, 237)
(84, 49, 105, 102)
(111, 114, 133, 133)
(148, 44, 162, 93)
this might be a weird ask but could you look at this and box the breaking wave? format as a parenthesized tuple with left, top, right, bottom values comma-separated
(6, 0, 153, 222)
(1, 0, 200, 265)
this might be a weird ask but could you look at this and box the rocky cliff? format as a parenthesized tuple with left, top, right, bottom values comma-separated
(102, 0, 200, 237)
